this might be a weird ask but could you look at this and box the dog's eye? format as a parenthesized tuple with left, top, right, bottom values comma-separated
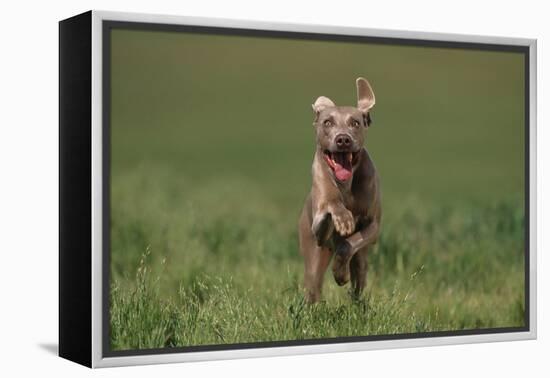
(323, 120, 333, 127)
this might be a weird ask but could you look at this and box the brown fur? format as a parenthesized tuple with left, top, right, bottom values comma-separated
(299, 78, 381, 303)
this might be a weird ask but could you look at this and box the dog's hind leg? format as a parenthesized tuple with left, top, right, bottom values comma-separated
(349, 247, 369, 300)
(303, 244, 332, 303)
(300, 207, 332, 303)
(299, 202, 332, 303)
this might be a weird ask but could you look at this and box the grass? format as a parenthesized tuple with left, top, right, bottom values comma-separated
(107, 29, 526, 351)
(109, 168, 525, 350)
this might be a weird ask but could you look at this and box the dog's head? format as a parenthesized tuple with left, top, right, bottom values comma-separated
(312, 77, 376, 182)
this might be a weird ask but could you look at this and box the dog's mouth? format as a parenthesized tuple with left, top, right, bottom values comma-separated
(323, 150, 359, 182)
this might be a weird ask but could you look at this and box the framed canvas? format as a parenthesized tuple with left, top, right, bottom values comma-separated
(59, 10, 537, 368)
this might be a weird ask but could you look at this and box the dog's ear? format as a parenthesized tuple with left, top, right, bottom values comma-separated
(312, 96, 335, 119)
(356, 77, 375, 126)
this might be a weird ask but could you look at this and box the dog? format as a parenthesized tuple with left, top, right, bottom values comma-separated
(298, 77, 381, 304)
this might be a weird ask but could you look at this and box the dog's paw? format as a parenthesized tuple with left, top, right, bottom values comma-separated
(331, 208, 355, 236)
(332, 253, 351, 286)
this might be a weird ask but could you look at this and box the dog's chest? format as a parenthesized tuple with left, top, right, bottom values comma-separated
(342, 192, 363, 215)
(342, 183, 374, 217)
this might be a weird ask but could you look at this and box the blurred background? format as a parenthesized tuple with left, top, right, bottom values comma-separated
(109, 28, 526, 350)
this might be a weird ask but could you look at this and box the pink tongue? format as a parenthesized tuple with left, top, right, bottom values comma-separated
(333, 162, 352, 181)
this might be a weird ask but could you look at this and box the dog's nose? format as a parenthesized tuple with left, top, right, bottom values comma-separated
(335, 134, 352, 149)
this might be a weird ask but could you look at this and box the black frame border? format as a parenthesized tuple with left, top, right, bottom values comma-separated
(59, 11, 93, 367)
(101, 20, 531, 358)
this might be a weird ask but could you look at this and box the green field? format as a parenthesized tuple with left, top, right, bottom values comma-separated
(108, 29, 526, 350)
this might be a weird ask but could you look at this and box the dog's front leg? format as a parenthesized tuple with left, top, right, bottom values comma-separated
(327, 203, 356, 237)
(343, 220, 380, 254)
(311, 211, 334, 246)
(311, 202, 354, 246)
(332, 221, 379, 286)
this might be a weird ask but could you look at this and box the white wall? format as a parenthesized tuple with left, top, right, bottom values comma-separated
(0, 0, 546, 376)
